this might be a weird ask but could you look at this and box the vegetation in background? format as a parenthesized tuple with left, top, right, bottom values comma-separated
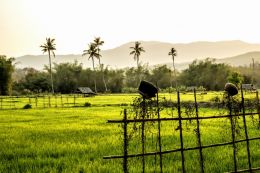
(82, 43, 100, 93)
(179, 58, 231, 90)
(0, 55, 257, 95)
(0, 55, 15, 95)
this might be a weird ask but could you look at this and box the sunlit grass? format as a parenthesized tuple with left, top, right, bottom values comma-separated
(0, 92, 260, 172)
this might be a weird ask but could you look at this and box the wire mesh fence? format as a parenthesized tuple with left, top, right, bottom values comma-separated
(104, 89, 260, 173)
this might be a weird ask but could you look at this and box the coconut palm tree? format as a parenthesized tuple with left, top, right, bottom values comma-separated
(93, 37, 107, 92)
(93, 37, 104, 66)
(82, 43, 100, 93)
(130, 41, 145, 68)
(168, 47, 177, 89)
(40, 37, 56, 94)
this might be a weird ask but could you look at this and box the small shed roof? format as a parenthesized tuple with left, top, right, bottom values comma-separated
(77, 87, 96, 94)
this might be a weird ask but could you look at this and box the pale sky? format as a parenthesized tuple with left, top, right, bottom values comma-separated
(1, 0, 260, 57)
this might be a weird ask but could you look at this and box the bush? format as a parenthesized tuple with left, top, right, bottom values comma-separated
(84, 102, 91, 107)
(23, 104, 32, 109)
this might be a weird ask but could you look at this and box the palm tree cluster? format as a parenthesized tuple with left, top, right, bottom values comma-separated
(82, 37, 105, 93)
(129, 41, 178, 89)
(41, 37, 178, 94)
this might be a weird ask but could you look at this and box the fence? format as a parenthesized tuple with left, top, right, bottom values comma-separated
(0, 94, 91, 109)
(104, 89, 260, 172)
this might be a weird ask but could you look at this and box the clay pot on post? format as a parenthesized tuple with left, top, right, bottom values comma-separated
(138, 81, 158, 99)
(224, 83, 238, 96)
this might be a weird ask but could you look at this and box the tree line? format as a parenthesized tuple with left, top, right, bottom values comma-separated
(7, 58, 258, 95)
(1, 37, 259, 95)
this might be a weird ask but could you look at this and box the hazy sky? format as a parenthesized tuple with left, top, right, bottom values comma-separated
(1, 0, 260, 57)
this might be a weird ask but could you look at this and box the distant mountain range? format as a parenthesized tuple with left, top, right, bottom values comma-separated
(14, 40, 260, 70)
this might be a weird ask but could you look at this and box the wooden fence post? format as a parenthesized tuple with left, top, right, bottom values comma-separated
(141, 96, 146, 173)
(240, 88, 252, 172)
(55, 95, 57, 107)
(256, 91, 260, 128)
(61, 95, 63, 108)
(48, 95, 51, 108)
(35, 96, 38, 108)
(194, 89, 204, 173)
(228, 95, 237, 172)
(123, 109, 128, 173)
(43, 95, 45, 108)
(156, 91, 163, 173)
(177, 91, 186, 173)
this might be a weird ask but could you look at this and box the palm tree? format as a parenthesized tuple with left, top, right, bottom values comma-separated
(93, 37, 104, 66)
(40, 37, 56, 94)
(82, 43, 100, 93)
(130, 41, 145, 68)
(93, 37, 107, 92)
(168, 47, 177, 89)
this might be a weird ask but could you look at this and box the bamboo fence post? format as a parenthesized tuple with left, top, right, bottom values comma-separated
(123, 109, 128, 173)
(194, 89, 204, 173)
(141, 96, 146, 173)
(177, 91, 186, 173)
(61, 95, 63, 108)
(240, 87, 252, 172)
(228, 95, 237, 172)
(256, 91, 260, 128)
(156, 91, 163, 173)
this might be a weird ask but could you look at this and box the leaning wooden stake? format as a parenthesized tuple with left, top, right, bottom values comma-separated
(256, 91, 260, 128)
(123, 109, 128, 173)
(228, 95, 237, 172)
(240, 88, 252, 172)
(177, 91, 186, 173)
(141, 97, 146, 173)
(156, 91, 163, 173)
(194, 89, 204, 173)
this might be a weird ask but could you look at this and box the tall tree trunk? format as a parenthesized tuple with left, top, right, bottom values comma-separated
(136, 56, 139, 68)
(172, 56, 177, 90)
(101, 64, 108, 92)
(48, 50, 54, 94)
(92, 57, 97, 93)
(98, 50, 107, 92)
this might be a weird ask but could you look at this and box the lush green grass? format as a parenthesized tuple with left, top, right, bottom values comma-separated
(0, 92, 260, 172)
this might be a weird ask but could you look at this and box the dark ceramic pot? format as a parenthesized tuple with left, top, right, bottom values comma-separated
(138, 81, 158, 99)
(224, 83, 238, 96)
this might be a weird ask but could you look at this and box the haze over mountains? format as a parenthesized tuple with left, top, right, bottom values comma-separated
(14, 40, 260, 70)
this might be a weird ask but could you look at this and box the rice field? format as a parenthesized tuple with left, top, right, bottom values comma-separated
(0, 92, 260, 172)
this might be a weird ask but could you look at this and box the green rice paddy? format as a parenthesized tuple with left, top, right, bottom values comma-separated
(0, 92, 260, 172)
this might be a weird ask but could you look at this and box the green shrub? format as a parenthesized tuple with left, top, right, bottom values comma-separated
(23, 104, 32, 109)
(84, 102, 91, 107)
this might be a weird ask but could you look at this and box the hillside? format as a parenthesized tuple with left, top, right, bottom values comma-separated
(14, 40, 260, 70)
(217, 51, 260, 66)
